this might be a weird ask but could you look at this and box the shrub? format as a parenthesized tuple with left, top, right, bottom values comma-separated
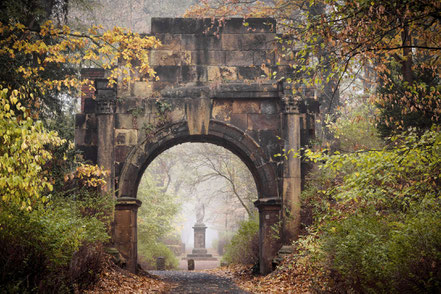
(138, 241, 178, 270)
(321, 213, 392, 292)
(321, 207, 441, 293)
(0, 193, 111, 293)
(388, 209, 441, 292)
(299, 127, 441, 292)
(222, 215, 259, 265)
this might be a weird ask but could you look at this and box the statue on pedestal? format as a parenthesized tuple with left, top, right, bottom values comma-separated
(196, 203, 205, 224)
(183, 202, 216, 261)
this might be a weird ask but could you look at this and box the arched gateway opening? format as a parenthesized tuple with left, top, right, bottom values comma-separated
(114, 121, 281, 274)
(75, 17, 319, 275)
(136, 141, 259, 270)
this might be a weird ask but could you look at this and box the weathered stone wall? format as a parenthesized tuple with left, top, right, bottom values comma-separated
(76, 17, 289, 186)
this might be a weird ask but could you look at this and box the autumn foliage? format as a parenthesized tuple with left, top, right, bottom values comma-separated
(0, 7, 161, 291)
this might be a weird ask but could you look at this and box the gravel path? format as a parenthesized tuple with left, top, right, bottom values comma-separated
(150, 271, 250, 294)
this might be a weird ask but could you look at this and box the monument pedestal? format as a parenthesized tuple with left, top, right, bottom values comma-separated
(184, 222, 217, 261)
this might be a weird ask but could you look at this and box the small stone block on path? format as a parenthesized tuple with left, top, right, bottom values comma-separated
(188, 259, 195, 271)
(156, 257, 165, 270)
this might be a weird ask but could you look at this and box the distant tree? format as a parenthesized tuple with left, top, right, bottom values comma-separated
(145, 143, 258, 233)
(137, 173, 181, 269)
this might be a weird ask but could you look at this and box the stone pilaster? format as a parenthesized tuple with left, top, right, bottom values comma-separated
(114, 197, 142, 273)
(254, 197, 282, 275)
(281, 82, 302, 244)
(96, 92, 116, 195)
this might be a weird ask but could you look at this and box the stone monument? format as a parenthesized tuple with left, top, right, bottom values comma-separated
(185, 203, 216, 260)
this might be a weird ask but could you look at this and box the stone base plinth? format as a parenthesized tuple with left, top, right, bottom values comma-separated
(182, 254, 218, 261)
(192, 248, 208, 255)
(183, 247, 218, 261)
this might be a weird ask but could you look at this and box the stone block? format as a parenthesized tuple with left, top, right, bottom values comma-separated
(261, 100, 279, 115)
(81, 68, 105, 79)
(207, 66, 238, 81)
(115, 145, 133, 163)
(84, 114, 97, 129)
(261, 179, 279, 199)
(154, 66, 181, 82)
(247, 130, 259, 142)
(118, 163, 139, 196)
(156, 33, 182, 51)
(237, 66, 265, 80)
(222, 34, 275, 51)
(274, 66, 292, 79)
(304, 98, 320, 113)
(115, 114, 135, 129)
(275, 50, 296, 66)
(96, 89, 116, 99)
(83, 98, 96, 113)
(242, 34, 275, 50)
(248, 114, 280, 131)
(74, 128, 97, 146)
(249, 147, 267, 168)
(116, 131, 125, 145)
(254, 50, 275, 65)
(152, 18, 220, 35)
(260, 162, 278, 184)
(180, 66, 208, 83)
(167, 101, 186, 123)
(230, 113, 248, 130)
(182, 34, 222, 51)
(76, 145, 97, 163)
(150, 50, 191, 66)
(133, 81, 153, 98)
(190, 50, 225, 66)
(151, 18, 174, 34)
(152, 81, 172, 93)
(116, 97, 139, 114)
(220, 125, 248, 146)
(221, 34, 241, 50)
(232, 100, 260, 114)
(140, 100, 155, 114)
(258, 130, 282, 158)
(115, 129, 138, 146)
(172, 18, 200, 34)
(96, 79, 112, 90)
(225, 51, 253, 66)
(173, 18, 208, 34)
(118, 83, 131, 98)
(223, 18, 276, 34)
(200, 18, 224, 35)
(115, 162, 124, 178)
(212, 100, 233, 121)
(135, 117, 152, 140)
(75, 114, 86, 129)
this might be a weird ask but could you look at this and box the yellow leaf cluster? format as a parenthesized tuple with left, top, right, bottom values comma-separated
(64, 163, 108, 188)
(0, 87, 65, 211)
(0, 20, 161, 98)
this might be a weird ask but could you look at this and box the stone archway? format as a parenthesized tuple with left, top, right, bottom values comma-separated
(75, 17, 319, 275)
(115, 120, 280, 274)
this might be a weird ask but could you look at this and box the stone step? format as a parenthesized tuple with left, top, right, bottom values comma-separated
(272, 245, 294, 267)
